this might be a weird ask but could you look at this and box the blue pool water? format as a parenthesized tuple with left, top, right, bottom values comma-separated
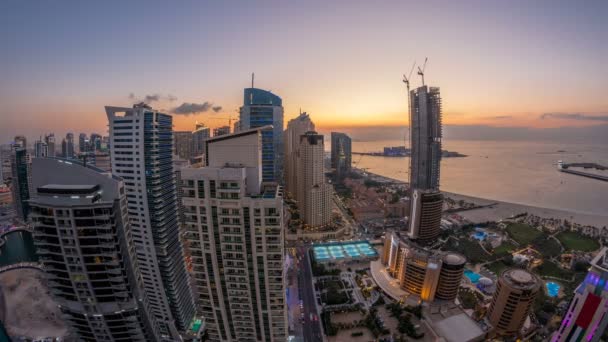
(464, 270, 482, 284)
(312, 241, 378, 262)
(472, 231, 488, 241)
(546, 282, 560, 297)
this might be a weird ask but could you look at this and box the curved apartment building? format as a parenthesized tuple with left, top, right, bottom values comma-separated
(30, 158, 160, 341)
(382, 231, 465, 303)
(408, 190, 443, 244)
(435, 253, 466, 301)
(488, 268, 541, 336)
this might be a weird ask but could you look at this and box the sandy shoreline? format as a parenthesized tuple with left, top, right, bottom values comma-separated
(357, 168, 608, 228)
(442, 191, 608, 228)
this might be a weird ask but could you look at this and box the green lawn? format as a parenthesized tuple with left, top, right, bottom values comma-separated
(493, 242, 516, 255)
(532, 237, 562, 258)
(444, 238, 490, 264)
(506, 223, 543, 245)
(556, 231, 600, 252)
(536, 260, 573, 279)
(486, 260, 511, 276)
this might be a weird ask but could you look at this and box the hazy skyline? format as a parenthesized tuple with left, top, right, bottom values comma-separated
(1, 0, 606, 142)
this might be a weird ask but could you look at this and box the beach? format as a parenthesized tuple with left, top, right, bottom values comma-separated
(357, 168, 608, 228)
(442, 191, 608, 228)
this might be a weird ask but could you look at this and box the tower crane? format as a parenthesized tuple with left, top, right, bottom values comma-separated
(403, 61, 416, 178)
(417, 57, 428, 86)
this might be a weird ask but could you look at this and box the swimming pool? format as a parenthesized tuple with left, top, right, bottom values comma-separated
(312, 241, 378, 262)
(472, 230, 488, 241)
(546, 281, 560, 297)
(464, 269, 482, 284)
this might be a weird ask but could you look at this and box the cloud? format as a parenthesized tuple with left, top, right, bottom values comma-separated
(128, 93, 178, 103)
(488, 115, 512, 120)
(212, 106, 222, 113)
(540, 113, 608, 122)
(144, 94, 161, 102)
(172, 102, 213, 115)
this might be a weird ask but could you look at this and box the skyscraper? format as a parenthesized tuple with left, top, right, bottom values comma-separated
(488, 268, 541, 337)
(239, 87, 284, 182)
(181, 127, 287, 341)
(44, 133, 56, 157)
(407, 85, 443, 244)
(34, 139, 49, 158)
(106, 103, 196, 340)
(284, 112, 315, 196)
(192, 123, 210, 159)
(10, 146, 31, 222)
(90, 133, 102, 151)
(212, 125, 231, 137)
(30, 158, 161, 342)
(408, 189, 443, 242)
(13, 135, 27, 149)
(79, 133, 89, 153)
(63, 133, 75, 158)
(330, 132, 352, 178)
(296, 131, 332, 228)
(174, 131, 194, 161)
(409, 86, 442, 191)
(552, 247, 608, 342)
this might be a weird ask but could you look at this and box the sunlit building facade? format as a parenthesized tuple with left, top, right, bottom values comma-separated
(284, 112, 315, 197)
(383, 231, 465, 302)
(181, 127, 287, 341)
(239, 88, 284, 183)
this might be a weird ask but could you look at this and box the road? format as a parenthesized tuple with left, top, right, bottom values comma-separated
(298, 246, 323, 342)
(332, 195, 361, 237)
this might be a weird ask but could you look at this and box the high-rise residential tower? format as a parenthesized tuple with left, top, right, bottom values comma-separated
(284, 112, 315, 196)
(106, 103, 196, 340)
(192, 123, 210, 159)
(174, 131, 194, 161)
(10, 146, 31, 222)
(239, 87, 284, 182)
(488, 268, 541, 337)
(181, 127, 287, 341)
(330, 132, 352, 178)
(212, 125, 231, 137)
(63, 133, 75, 159)
(90, 133, 102, 151)
(407, 85, 443, 244)
(34, 139, 49, 158)
(79, 133, 89, 153)
(408, 189, 443, 242)
(409, 86, 442, 191)
(296, 132, 332, 228)
(30, 158, 161, 342)
(13, 135, 27, 149)
(552, 247, 608, 342)
(44, 133, 56, 157)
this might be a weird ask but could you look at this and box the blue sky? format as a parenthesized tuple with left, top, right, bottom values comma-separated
(0, 0, 606, 142)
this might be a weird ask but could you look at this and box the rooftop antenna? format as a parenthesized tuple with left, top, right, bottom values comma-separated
(417, 57, 428, 86)
(251, 73, 255, 89)
(403, 61, 416, 181)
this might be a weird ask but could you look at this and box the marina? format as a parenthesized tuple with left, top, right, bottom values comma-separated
(558, 161, 608, 182)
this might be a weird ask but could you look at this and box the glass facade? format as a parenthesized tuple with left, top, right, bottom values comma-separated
(143, 112, 196, 332)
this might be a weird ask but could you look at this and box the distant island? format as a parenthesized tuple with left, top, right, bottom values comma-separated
(353, 146, 467, 158)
